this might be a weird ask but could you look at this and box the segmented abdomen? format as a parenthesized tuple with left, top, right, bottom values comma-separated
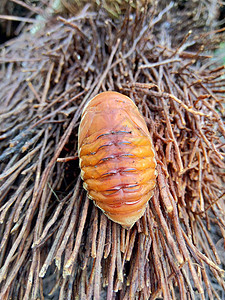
(78, 91, 157, 228)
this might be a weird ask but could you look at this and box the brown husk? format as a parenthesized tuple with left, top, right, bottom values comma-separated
(0, 1, 225, 299)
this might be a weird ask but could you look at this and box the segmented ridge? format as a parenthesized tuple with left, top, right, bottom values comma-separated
(80, 129, 156, 218)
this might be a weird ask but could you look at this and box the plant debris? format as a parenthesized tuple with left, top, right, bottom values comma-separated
(0, 1, 225, 299)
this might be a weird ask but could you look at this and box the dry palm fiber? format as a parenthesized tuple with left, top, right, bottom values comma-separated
(0, 1, 225, 299)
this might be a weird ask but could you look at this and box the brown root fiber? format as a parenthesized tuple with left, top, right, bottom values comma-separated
(0, 1, 225, 299)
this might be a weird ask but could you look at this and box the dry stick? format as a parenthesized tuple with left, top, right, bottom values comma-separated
(31, 246, 41, 299)
(0, 14, 37, 23)
(32, 92, 83, 128)
(139, 58, 181, 69)
(179, 206, 193, 240)
(84, 47, 97, 72)
(197, 151, 204, 212)
(57, 16, 89, 40)
(210, 203, 225, 231)
(0, 234, 33, 298)
(39, 180, 80, 277)
(136, 219, 142, 233)
(30, 128, 50, 210)
(188, 138, 200, 168)
(181, 229, 224, 274)
(39, 277, 44, 300)
(157, 164, 173, 213)
(151, 193, 183, 264)
(102, 258, 109, 288)
(0, 99, 27, 120)
(27, 81, 42, 103)
(0, 160, 33, 213)
(58, 277, 67, 300)
(148, 211, 171, 300)
(197, 192, 225, 215)
(0, 120, 28, 141)
(62, 216, 75, 272)
(0, 172, 32, 218)
(16, 263, 28, 298)
(55, 189, 83, 269)
(41, 61, 54, 108)
(106, 223, 117, 300)
(210, 284, 223, 300)
(114, 229, 131, 292)
(169, 280, 176, 300)
(23, 245, 39, 300)
(92, 38, 121, 96)
(10, 0, 46, 15)
(42, 83, 81, 112)
(181, 268, 196, 300)
(170, 199, 205, 295)
(159, 230, 187, 300)
(80, 268, 87, 299)
(91, 207, 98, 258)
(11, 215, 26, 237)
(22, 129, 45, 152)
(197, 246, 217, 299)
(120, 227, 126, 253)
(13, 189, 33, 221)
(57, 156, 79, 163)
(93, 214, 107, 300)
(63, 195, 90, 276)
(2, 133, 47, 292)
(144, 257, 152, 298)
(138, 233, 145, 291)
(0, 143, 42, 180)
(86, 259, 96, 299)
(0, 191, 25, 267)
(150, 259, 187, 300)
(163, 70, 186, 126)
(163, 91, 209, 118)
(168, 176, 179, 205)
(202, 98, 225, 138)
(125, 230, 136, 261)
(111, 23, 148, 68)
(34, 170, 58, 241)
(116, 226, 123, 283)
(161, 98, 184, 173)
(0, 57, 44, 63)
(9, 128, 35, 148)
(54, 54, 64, 84)
(104, 221, 112, 259)
(32, 201, 64, 247)
(151, 1, 174, 26)
(63, 237, 75, 296)
(0, 75, 24, 110)
(81, 208, 96, 270)
(128, 242, 140, 299)
(141, 213, 149, 236)
(205, 264, 225, 298)
(26, 176, 58, 298)
(200, 140, 211, 168)
(197, 217, 221, 265)
(171, 30, 194, 58)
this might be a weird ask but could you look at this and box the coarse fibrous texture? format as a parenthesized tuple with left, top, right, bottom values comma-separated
(78, 91, 157, 228)
(0, 1, 225, 299)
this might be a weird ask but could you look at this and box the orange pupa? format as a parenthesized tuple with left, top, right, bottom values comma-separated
(78, 91, 157, 229)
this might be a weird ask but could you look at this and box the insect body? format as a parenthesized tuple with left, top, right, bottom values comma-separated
(78, 91, 157, 228)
